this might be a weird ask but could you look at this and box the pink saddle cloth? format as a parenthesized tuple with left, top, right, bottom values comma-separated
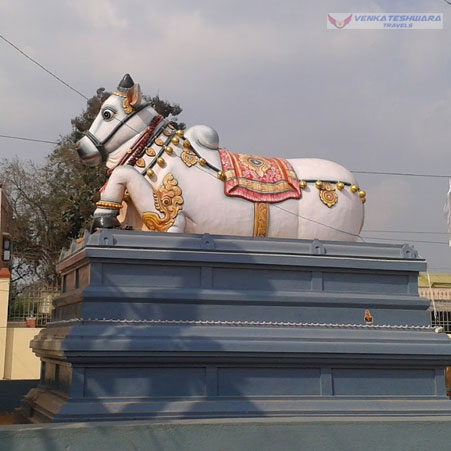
(219, 150, 301, 203)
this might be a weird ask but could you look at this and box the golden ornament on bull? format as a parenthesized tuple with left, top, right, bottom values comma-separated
(142, 173, 183, 233)
(181, 148, 198, 167)
(164, 146, 173, 154)
(183, 140, 191, 149)
(199, 158, 207, 166)
(315, 180, 323, 189)
(299, 180, 307, 189)
(146, 168, 154, 177)
(350, 184, 359, 193)
(176, 130, 184, 137)
(319, 182, 338, 208)
(171, 136, 180, 145)
(157, 157, 165, 167)
(358, 190, 366, 198)
(336, 181, 344, 190)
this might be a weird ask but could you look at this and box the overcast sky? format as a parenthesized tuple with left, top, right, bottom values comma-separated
(0, 0, 450, 271)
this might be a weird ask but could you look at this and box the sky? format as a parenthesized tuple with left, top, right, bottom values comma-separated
(0, 0, 450, 271)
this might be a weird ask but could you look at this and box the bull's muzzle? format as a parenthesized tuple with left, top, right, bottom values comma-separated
(76, 136, 103, 167)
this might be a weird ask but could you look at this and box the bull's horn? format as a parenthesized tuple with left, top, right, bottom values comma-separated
(117, 73, 134, 92)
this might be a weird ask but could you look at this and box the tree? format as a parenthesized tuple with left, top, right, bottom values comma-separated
(1, 88, 184, 287)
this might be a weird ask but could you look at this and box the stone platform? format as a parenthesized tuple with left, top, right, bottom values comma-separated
(22, 230, 451, 422)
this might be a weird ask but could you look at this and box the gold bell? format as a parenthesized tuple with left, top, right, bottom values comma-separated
(217, 171, 225, 180)
(299, 180, 307, 189)
(315, 180, 323, 189)
(164, 146, 173, 154)
(146, 168, 154, 177)
(361, 197, 366, 204)
(350, 184, 359, 193)
(123, 189, 131, 202)
(183, 140, 191, 149)
(199, 158, 207, 166)
(157, 157, 165, 167)
(175, 130, 184, 137)
(171, 136, 180, 145)
(336, 181, 344, 191)
(358, 190, 366, 198)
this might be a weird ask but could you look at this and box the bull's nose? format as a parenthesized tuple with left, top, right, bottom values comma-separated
(76, 136, 102, 167)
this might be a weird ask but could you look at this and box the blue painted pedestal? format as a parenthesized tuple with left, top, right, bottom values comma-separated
(22, 231, 451, 422)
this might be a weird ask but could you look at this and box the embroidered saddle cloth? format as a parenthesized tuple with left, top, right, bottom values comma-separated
(219, 150, 301, 203)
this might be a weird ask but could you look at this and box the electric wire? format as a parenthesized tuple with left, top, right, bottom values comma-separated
(0, 134, 58, 145)
(362, 229, 448, 235)
(352, 170, 450, 179)
(359, 236, 448, 245)
(0, 32, 89, 100)
(1, 132, 450, 181)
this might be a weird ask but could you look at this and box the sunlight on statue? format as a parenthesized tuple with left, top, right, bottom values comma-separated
(76, 74, 365, 240)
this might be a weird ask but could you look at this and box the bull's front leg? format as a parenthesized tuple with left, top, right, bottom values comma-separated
(92, 166, 155, 231)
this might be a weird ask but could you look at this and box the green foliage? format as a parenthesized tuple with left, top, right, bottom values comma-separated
(1, 87, 183, 286)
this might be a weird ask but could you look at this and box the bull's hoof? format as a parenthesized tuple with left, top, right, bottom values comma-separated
(91, 215, 120, 232)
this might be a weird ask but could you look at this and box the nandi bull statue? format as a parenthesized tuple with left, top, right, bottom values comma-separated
(76, 74, 365, 240)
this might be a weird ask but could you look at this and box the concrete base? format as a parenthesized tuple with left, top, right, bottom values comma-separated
(3, 417, 451, 451)
(21, 230, 451, 422)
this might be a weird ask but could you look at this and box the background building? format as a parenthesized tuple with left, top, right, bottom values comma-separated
(418, 273, 451, 333)
(0, 187, 41, 380)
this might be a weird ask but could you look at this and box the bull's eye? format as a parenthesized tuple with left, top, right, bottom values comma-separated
(102, 108, 115, 121)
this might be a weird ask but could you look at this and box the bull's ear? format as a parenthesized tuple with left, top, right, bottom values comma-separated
(127, 83, 142, 108)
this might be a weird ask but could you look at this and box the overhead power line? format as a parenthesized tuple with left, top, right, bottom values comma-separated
(0, 133, 450, 243)
(1, 133, 450, 182)
(0, 32, 88, 100)
(0, 134, 58, 145)
(359, 236, 449, 245)
(1, 134, 449, 244)
(362, 229, 448, 235)
(0, 133, 450, 182)
(353, 170, 450, 179)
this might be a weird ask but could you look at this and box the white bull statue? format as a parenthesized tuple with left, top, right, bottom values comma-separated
(76, 74, 365, 241)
